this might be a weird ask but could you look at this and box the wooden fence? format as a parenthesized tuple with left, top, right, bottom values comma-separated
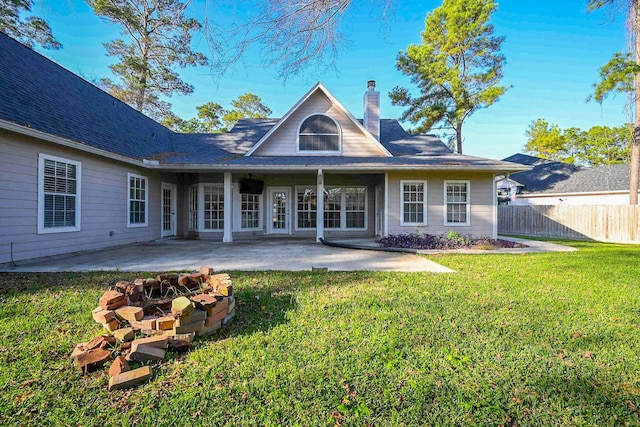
(497, 205, 640, 243)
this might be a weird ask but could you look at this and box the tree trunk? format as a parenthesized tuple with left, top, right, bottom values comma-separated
(633, 2, 640, 204)
(456, 122, 463, 154)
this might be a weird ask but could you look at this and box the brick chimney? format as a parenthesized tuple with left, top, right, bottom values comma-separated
(363, 80, 380, 140)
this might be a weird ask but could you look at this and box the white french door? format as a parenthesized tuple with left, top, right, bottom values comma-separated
(161, 183, 177, 237)
(268, 187, 291, 234)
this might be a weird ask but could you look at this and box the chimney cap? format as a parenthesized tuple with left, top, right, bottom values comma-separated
(367, 80, 376, 90)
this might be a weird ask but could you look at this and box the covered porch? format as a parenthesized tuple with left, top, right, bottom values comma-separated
(166, 170, 387, 242)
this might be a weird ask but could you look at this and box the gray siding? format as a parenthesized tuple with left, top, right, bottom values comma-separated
(0, 130, 165, 264)
(252, 91, 387, 157)
(387, 172, 496, 238)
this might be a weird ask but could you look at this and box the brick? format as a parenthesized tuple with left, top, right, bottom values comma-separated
(103, 319, 120, 333)
(130, 343, 166, 362)
(207, 298, 229, 317)
(175, 309, 207, 327)
(130, 315, 157, 330)
(73, 348, 112, 373)
(132, 335, 168, 349)
(222, 309, 235, 326)
(217, 284, 233, 297)
(173, 320, 204, 334)
(177, 274, 192, 287)
(109, 355, 130, 377)
(199, 266, 214, 275)
(207, 308, 227, 325)
(140, 329, 164, 337)
(99, 290, 127, 310)
(156, 316, 175, 330)
(115, 306, 144, 323)
(113, 327, 134, 342)
(165, 332, 195, 344)
(92, 307, 115, 324)
(196, 320, 221, 337)
(171, 297, 194, 317)
(108, 366, 152, 391)
(190, 294, 217, 311)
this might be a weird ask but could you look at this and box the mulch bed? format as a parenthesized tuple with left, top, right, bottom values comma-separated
(376, 233, 527, 250)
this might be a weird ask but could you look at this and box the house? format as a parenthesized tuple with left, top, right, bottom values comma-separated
(498, 153, 637, 205)
(0, 32, 528, 264)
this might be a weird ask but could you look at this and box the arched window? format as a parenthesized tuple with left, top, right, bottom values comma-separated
(298, 114, 341, 152)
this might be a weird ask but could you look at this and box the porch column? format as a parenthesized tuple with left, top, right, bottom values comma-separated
(383, 173, 389, 237)
(492, 174, 498, 239)
(316, 169, 324, 242)
(223, 172, 233, 242)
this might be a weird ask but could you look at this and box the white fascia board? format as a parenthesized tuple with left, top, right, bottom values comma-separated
(518, 190, 633, 198)
(244, 82, 392, 157)
(0, 119, 146, 168)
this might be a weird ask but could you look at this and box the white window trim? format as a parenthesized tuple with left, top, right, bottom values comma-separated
(201, 183, 225, 231)
(294, 185, 368, 231)
(234, 187, 263, 231)
(127, 173, 148, 228)
(444, 180, 471, 227)
(188, 184, 198, 231)
(37, 153, 82, 234)
(296, 114, 342, 154)
(294, 186, 318, 231)
(400, 180, 428, 226)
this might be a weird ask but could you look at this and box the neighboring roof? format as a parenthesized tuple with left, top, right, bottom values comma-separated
(0, 32, 528, 174)
(503, 153, 634, 195)
(0, 32, 174, 161)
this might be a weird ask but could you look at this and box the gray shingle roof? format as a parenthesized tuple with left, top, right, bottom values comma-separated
(503, 153, 634, 194)
(0, 32, 174, 160)
(0, 32, 527, 173)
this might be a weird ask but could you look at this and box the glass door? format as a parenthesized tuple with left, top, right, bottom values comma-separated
(268, 187, 290, 234)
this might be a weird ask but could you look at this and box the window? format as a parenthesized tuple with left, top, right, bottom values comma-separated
(295, 186, 367, 230)
(296, 188, 317, 228)
(401, 180, 427, 225)
(203, 184, 224, 230)
(188, 185, 198, 230)
(445, 181, 470, 226)
(241, 193, 261, 229)
(345, 187, 366, 228)
(324, 187, 342, 228)
(298, 114, 341, 152)
(38, 154, 81, 233)
(128, 173, 148, 227)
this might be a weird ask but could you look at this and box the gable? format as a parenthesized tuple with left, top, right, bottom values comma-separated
(250, 89, 389, 157)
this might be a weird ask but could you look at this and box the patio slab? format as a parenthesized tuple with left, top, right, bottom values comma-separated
(0, 239, 454, 273)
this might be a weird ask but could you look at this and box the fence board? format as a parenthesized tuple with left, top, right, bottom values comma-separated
(498, 205, 640, 243)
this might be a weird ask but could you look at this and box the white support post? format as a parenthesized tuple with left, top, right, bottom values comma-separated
(383, 173, 389, 237)
(492, 174, 498, 239)
(316, 169, 324, 242)
(223, 172, 233, 242)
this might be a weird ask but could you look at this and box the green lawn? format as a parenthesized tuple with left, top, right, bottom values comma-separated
(1, 240, 639, 426)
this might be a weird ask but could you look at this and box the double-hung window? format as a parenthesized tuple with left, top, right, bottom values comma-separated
(128, 173, 148, 227)
(400, 180, 427, 225)
(38, 154, 81, 233)
(445, 181, 470, 226)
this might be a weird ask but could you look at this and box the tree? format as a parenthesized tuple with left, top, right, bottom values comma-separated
(524, 119, 632, 166)
(208, 0, 394, 79)
(0, 0, 61, 49)
(389, 0, 508, 154)
(88, 0, 208, 121)
(162, 95, 270, 133)
(588, 0, 640, 204)
(525, 119, 566, 160)
(222, 93, 272, 129)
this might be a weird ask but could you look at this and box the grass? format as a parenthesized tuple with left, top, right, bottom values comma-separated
(1, 240, 639, 426)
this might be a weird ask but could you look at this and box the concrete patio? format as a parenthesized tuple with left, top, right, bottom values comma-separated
(0, 237, 575, 273)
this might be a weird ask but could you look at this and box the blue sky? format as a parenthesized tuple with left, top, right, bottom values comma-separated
(31, 0, 630, 160)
